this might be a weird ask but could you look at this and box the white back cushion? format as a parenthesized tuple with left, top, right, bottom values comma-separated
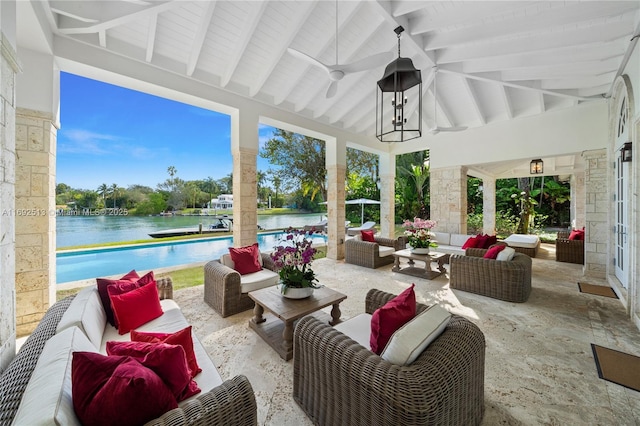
(381, 304, 451, 366)
(13, 327, 95, 426)
(450, 234, 470, 247)
(220, 252, 263, 269)
(497, 246, 516, 261)
(432, 232, 451, 245)
(55, 286, 105, 350)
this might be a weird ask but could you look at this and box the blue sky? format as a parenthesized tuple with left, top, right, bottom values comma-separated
(57, 72, 275, 190)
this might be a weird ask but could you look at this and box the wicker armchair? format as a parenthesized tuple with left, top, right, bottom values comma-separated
(555, 231, 584, 264)
(204, 253, 278, 317)
(344, 235, 407, 269)
(294, 289, 485, 426)
(449, 248, 532, 302)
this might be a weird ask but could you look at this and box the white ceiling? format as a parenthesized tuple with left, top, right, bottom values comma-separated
(16, 0, 640, 176)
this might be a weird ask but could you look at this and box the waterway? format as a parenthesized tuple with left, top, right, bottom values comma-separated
(56, 213, 325, 248)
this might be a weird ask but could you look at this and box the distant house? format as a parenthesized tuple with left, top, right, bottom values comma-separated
(209, 194, 233, 209)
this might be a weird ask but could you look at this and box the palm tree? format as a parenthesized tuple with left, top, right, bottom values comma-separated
(109, 183, 119, 208)
(97, 183, 108, 205)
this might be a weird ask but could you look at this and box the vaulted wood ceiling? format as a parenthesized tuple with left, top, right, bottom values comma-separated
(22, 1, 640, 141)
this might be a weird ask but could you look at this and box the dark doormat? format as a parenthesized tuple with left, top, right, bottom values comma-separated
(591, 344, 640, 392)
(578, 282, 618, 299)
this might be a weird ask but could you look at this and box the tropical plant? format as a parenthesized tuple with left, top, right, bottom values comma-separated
(270, 228, 320, 294)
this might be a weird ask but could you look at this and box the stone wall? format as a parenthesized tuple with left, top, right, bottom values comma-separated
(571, 172, 586, 229)
(14, 108, 56, 336)
(0, 33, 19, 371)
(232, 147, 257, 248)
(430, 166, 468, 234)
(583, 149, 607, 279)
(325, 164, 346, 260)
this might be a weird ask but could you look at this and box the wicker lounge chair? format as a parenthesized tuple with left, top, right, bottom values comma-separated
(204, 253, 278, 317)
(449, 247, 532, 302)
(293, 288, 485, 426)
(555, 231, 584, 264)
(344, 235, 408, 269)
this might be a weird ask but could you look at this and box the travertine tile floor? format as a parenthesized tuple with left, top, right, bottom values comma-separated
(175, 244, 640, 425)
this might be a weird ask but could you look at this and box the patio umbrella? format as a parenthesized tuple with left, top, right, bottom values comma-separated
(345, 198, 381, 224)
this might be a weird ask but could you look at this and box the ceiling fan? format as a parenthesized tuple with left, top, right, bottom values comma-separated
(429, 66, 468, 135)
(287, 1, 393, 98)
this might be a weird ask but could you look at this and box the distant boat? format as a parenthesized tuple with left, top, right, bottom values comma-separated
(148, 218, 232, 238)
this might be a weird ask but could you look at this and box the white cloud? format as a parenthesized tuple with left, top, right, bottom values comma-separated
(58, 129, 122, 155)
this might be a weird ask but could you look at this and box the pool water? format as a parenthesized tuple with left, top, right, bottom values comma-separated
(57, 232, 327, 284)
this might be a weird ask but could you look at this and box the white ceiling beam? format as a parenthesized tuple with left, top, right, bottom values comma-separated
(249, 2, 317, 97)
(437, 20, 635, 65)
(541, 73, 616, 90)
(186, 1, 217, 77)
(220, 2, 269, 88)
(145, 14, 157, 62)
(49, 7, 99, 23)
(56, 1, 182, 34)
(461, 78, 485, 125)
(500, 86, 513, 120)
(538, 92, 546, 114)
(580, 84, 613, 98)
(498, 58, 620, 81)
(98, 30, 106, 48)
(423, 2, 638, 51)
(391, 0, 427, 18)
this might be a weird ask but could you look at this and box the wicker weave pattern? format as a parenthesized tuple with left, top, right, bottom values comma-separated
(555, 231, 584, 264)
(0, 296, 76, 425)
(293, 288, 485, 426)
(204, 253, 277, 317)
(449, 250, 532, 302)
(344, 236, 407, 269)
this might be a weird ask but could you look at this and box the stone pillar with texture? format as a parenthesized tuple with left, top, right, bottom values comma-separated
(583, 149, 607, 278)
(430, 166, 468, 234)
(231, 109, 258, 248)
(571, 172, 586, 229)
(325, 137, 346, 260)
(379, 152, 395, 239)
(482, 177, 496, 235)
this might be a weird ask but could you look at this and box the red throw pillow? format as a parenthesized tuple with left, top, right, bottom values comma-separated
(370, 284, 417, 355)
(109, 281, 163, 335)
(131, 326, 202, 378)
(106, 341, 200, 402)
(72, 352, 178, 426)
(462, 236, 478, 249)
(484, 235, 498, 249)
(569, 230, 584, 240)
(361, 230, 376, 242)
(483, 244, 506, 259)
(228, 243, 262, 275)
(475, 234, 489, 249)
(97, 270, 140, 326)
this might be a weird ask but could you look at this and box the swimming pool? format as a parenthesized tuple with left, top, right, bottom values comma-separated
(56, 232, 327, 284)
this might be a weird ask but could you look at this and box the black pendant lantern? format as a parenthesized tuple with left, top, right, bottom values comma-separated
(376, 26, 422, 142)
(530, 159, 544, 174)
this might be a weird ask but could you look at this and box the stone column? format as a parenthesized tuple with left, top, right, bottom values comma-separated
(430, 166, 468, 234)
(482, 177, 496, 235)
(14, 108, 57, 336)
(231, 109, 258, 248)
(571, 172, 586, 229)
(583, 149, 607, 278)
(378, 152, 395, 239)
(325, 137, 346, 260)
(0, 31, 19, 370)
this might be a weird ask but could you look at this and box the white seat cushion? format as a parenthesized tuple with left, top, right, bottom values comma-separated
(55, 286, 105, 349)
(381, 304, 451, 366)
(378, 246, 395, 257)
(13, 327, 95, 426)
(333, 313, 372, 350)
(450, 234, 470, 247)
(504, 234, 540, 248)
(432, 232, 451, 245)
(239, 269, 279, 293)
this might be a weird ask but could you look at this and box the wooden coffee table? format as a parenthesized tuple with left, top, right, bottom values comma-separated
(392, 249, 449, 280)
(248, 286, 347, 361)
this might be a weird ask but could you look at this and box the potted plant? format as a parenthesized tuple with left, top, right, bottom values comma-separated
(402, 217, 438, 254)
(270, 228, 320, 298)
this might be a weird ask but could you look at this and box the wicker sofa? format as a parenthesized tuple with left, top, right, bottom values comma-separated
(449, 247, 532, 302)
(0, 278, 257, 425)
(293, 288, 485, 426)
(204, 252, 279, 317)
(344, 235, 408, 269)
(555, 231, 584, 264)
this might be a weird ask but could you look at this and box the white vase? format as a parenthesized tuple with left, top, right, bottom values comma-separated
(410, 247, 430, 254)
(278, 285, 314, 299)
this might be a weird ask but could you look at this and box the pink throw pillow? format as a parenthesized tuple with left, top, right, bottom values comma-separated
(483, 244, 506, 259)
(228, 243, 262, 275)
(370, 284, 417, 355)
(462, 237, 478, 249)
(131, 326, 202, 378)
(109, 281, 163, 334)
(106, 341, 200, 401)
(72, 352, 178, 426)
(97, 270, 140, 326)
(361, 230, 376, 242)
